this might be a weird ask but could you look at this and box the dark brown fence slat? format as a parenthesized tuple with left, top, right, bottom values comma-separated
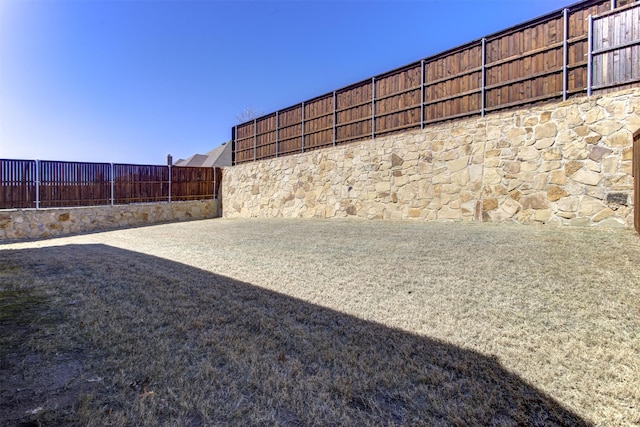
(305, 94, 334, 150)
(255, 114, 277, 160)
(1, 160, 221, 210)
(336, 81, 373, 145)
(0, 159, 37, 209)
(278, 105, 303, 155)
(171, 166, 215, 201)
(375, 64, 422, 137)
(233, 0, 640, 165)
(113, 164, 169, 204)
(39, 160, 111, 208)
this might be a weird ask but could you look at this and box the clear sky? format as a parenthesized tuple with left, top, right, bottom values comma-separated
(1, 0, 571, 165)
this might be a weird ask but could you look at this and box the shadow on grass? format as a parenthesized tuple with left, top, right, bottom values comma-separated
(1, 244, 590, 426)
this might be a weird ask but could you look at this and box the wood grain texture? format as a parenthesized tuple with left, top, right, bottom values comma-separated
(0, 160, 221, 208)
(232, 0, 638, 165)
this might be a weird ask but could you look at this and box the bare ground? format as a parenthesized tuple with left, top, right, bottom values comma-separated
(1, 218, 639, 426)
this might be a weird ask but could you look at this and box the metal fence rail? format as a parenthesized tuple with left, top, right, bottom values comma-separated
(0, 159, 222, 210)
(232, 0, 639, 165)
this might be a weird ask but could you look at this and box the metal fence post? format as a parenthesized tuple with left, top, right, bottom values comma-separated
(587, 14, 593, 97)
(35, 159, 40, 209)
(481, 38, 486, 117)
(275, 111, 279, 158)
(420, 60, 425, 129)
(301, 101, 305, 153)
(110, 163, 114, 206)
(563, 8, 569, 101)
(333, 91, 337, 146)
(168, 165, 172, 203)
(371, 77, 375, 139)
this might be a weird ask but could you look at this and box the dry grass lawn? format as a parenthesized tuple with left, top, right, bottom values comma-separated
(1, 218, 639, 426)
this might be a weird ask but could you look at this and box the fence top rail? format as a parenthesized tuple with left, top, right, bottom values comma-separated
(1, 158, 37, 163)
(235, 0, 613, 131)
(38, 159, 112, 167)
(1, 159, 219, 171)
(113, 163, 170, 168)
(593, 0, 639, 19)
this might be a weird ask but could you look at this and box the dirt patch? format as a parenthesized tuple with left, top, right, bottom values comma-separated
(0, 289, 84, 425)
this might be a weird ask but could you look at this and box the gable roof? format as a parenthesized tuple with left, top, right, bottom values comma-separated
(174, 142, 232, 167)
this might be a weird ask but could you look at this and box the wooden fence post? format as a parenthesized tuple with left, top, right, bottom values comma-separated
(253, 119, 257, 162)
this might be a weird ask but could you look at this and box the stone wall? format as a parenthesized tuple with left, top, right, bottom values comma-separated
(0, 199, 220, 241)
(223, 89, 639, 228)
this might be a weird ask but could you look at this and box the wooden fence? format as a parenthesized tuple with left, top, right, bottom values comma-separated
(233, 0, 639, 165)
(0, 159, 222, 209)
(591, 3, 640, 91)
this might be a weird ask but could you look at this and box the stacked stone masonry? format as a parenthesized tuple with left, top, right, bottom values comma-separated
(223, 89, 639, 228)
(0, 200, 219, 240)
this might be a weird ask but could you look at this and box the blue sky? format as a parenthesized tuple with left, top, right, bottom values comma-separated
(1, 0, 570, 165)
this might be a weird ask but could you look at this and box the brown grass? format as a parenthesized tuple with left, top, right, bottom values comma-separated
(1, 218, 639, 426)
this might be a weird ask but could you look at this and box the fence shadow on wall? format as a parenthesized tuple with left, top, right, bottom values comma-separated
(2, 243, 589, 426)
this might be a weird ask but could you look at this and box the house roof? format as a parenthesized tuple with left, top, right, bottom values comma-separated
(174, 142, 231, 167)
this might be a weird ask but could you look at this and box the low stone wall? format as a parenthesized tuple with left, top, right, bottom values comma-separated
(0, 199, 220, 241)
(223, 89, 639, 227)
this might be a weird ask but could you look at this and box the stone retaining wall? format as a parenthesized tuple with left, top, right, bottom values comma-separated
(223, 89, 639, 227)
(0, 199, 220, 241)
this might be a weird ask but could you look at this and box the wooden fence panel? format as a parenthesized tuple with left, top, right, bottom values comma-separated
(171, 166, 214, 201)
(1, 161, 220, 209)
(232, 0, 640, 164)
(255, 114, 277, 160)
(39, 161, 111, 208)
(0, 159, 36, 209)
(423, 44, 482, 123)
(278, 105, 303, 155)
(568, 0, 613, 93)
(375, 64, 422, 136)
(485, 14, 564, 111)
(235, 122, 255, 164)
(593, 4, 640, 90)
(336, 81, 373, 144)
(304, 94, 334, 150)
(113, 164, 169, 204)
